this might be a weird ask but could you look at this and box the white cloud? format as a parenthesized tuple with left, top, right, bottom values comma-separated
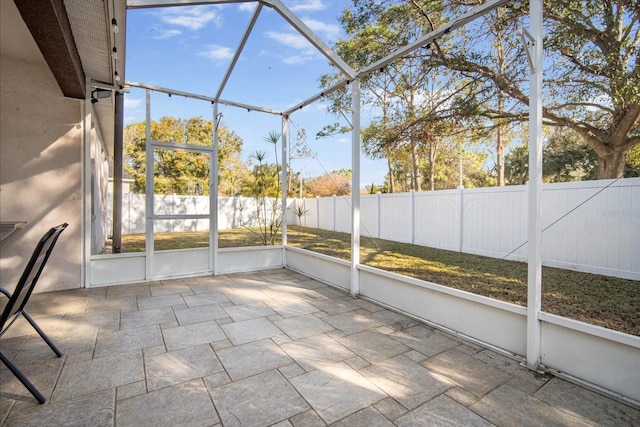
(264, 31, 310, 49)
(153, 29, 182, 39)
(301, 17, 340, 40)
(198, 44, 234, 62)
(157, 6, 221, 30)
(289, 0, 326, 12)
(283, 54, 315, 64)
(238, 3, 257, 13)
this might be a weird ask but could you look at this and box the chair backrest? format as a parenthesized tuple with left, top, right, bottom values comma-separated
(0, 223, 68, 331)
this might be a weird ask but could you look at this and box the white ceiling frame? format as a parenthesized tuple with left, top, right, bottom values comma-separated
(215, 3, 263, 99)
(127, 81, 283, 115)
(127, 0, 257, 8)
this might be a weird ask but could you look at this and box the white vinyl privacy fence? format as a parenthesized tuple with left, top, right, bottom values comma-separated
(294, 178, 640, 280)
(109, 178, 639, 279)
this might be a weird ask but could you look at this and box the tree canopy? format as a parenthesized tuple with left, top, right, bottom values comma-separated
(321, 0, 639, 186)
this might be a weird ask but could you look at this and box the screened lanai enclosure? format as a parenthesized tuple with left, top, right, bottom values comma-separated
(2, 0, 638, 407)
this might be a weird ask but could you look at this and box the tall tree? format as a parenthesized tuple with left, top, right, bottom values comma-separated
(123, 116, 243, 194)
(427, 0, 639, 179)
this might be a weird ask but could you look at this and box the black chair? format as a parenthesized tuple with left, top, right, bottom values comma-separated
(0, 223, 68, 403)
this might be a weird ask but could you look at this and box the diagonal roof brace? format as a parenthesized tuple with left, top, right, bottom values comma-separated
(265, 0, 355, 80)
(215, 3, 263, 100)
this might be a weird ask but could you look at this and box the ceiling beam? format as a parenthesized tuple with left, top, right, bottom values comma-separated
(14, 0, 85, 99)
(127, 0, 256, 8)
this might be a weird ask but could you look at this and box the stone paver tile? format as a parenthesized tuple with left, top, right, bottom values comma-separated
(120, 306, 175, 330)
(14, 324, 97, 362)
(210, 370, 308, 427)
(267, 299, 320, 318)
(446, 386, 480, 406)
(5, 389, 115, 427)
(352, 299, 386, 312)
(117, 381, 147, 400)
(220, 317, 284, 345)
(149, 283, 193, 297)
(336, 330, 410, 363)
(53, 351, 144, 401)
(280, 334, 356, 372)
(421, 349, 511, 397)
(106, 283, 150, 298)
(289, 408, 326, 427)
(332, 407, 394, 427)
(138, 294, 185, 311)
(0, 356, 64, 400)
(471, 384, 591, 426)
(94, 325, 163, 358)
(116, 379, 218, 427)
(323, 312, 382, 335)
(367, 309, 418, 331)
(311, 287, 347, 300)
(85, 296, 137, 313)
(174, 304, 228, 325)
(162, 320, 225, 351)
(397, 395, 493, 427)
(202, 371, 232, 389)
(310, 299, 356, 315)
(223, 302, 276, 322)
(216, 339, 292, 380)
(362, 355, 453, 410)
(374, 397, 409, 422)
(473, 349, 550, 388)
(145, 343, 223, 391)
(279, 363, 306, 379)
(274, 314, 334, 340)
(183, 292, 229, 307)
(290, 362, 386, 424)
(534, 378, 640, 425)
(391, 325, 460, 357)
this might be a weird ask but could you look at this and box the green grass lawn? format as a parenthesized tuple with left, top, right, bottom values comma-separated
(116, 226, 639, 336)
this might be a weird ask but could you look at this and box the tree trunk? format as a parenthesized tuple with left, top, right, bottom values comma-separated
(387, 157, 395, 193)
(597, 149, 626, 179)
(411, 140, 421, 190)
(496, 125, 505, 185)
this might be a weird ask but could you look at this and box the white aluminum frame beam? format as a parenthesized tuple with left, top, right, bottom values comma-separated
(127, 0, 256, 8)
(127, 81, 283, 115)
(215, 3, 263, 99)
(527, 0, 544, 371)
(358, 0, 511, 78)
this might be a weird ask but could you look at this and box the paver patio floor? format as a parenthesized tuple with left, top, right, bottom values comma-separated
(1, 268, 639, 426)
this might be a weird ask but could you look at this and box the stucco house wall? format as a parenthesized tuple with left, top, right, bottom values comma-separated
(0, 53, 83, 293)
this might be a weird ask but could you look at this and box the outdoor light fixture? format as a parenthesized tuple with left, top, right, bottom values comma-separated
(91, 88, 111, 104)
(114, 71, 121, 82)
(111, 18, 119, 33)
(112, 47, 118, 60)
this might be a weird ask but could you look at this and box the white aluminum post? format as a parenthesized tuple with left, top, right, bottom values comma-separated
(351, 79, 361, 297)
(211, 103, 219, 274)
(145, 89, 154, 279)
(527, 0, 544, 371)
(81, 81, 92, 287)
(281, 115, 288, 251)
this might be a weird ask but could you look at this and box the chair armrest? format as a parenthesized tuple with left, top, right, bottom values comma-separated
(0, 288, 12, 299)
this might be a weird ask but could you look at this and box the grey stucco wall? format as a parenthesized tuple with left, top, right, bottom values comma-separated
(0, 54, 83, 293)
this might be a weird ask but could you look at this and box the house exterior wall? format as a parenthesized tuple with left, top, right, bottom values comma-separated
(0, 54, 83, 293)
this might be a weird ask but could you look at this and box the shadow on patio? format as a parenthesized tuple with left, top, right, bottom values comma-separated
(1, 268, 638, 426)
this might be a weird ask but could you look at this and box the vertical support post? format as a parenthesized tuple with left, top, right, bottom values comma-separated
(377, 192, 381, 238)
(144, 89, 154, 280)
(112, 91, 124, 253)
(281, 116, 288, 249)
(333, 195, 337, 231)
(458, 156, 464, 253)
(350, 78, 361, 297)
(211, 103, 219, 275)
(527, 0, 544, 371)
(316, 196, 320, 228)
(81, 81, 92, 287)
(410, 189, 415, 244)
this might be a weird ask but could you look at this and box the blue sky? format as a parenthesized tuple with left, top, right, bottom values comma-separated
(124, 0, 389, 188)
